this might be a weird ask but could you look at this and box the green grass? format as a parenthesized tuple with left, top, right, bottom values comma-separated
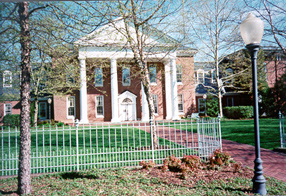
(221, 118, 280, 150)
(1, 168, 285, 195)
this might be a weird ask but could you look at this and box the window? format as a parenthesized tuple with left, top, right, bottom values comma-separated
(122, 67, 130, 86)
(197, 71, 204, 84)
(38, 102, 47, 119)
(198, 98, 206, 114)
(152, 94, 158, 114)
(3, 70, 12, 87)
(177, 65, 182, 83)
(178, 94, 184, 113)
(211, 70, 216, 83)
(227, 97, 234, 107)
(4, 103, 12, 116)
(96, 95, 104, 117)
(225, 68, 233, 84)
(67, 96, 75, 118)
(149, 65, 157, 84)
(95, 67, 103, 87)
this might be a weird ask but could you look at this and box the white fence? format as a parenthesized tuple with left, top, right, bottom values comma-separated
(279, 112, 286, 148)
(0, 118, 221, 177)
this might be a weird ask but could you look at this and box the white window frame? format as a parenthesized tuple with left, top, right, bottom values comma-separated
(196, 69, 205, 84)
(178, 94, 184, 114)
(149, 65, 157, 85)
(95, 67, 103, 87)
(176, 64, 183, 84)
(95, 95, 104, 118)
(4, 103, 12, 116)
(3, 70, 12, 88)
(152, 94, 158, 115)
(67, 96, 75, 119)
(122, 67, 131, 86)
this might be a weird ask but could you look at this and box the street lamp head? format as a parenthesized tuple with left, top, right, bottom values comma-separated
(240, 13, 264, 45)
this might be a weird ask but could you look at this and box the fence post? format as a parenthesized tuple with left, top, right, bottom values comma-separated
(75, 119, 79, 171)
(196, 116, 201, 157)
(150, 118, 155, 162)
(279, 111, 282, 148)
(218, 114, 222, 151)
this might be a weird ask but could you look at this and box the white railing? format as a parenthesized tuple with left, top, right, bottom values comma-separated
(0, 118, 221, 176)
(279, 112, 286, 148)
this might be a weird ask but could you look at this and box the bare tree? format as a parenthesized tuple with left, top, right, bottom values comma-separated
(183, 0, 244, 117)
(244, 0, 286, 54)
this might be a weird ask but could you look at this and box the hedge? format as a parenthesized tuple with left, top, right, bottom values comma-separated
(223, 106, 254, 119)
(3, 114, 20, 127)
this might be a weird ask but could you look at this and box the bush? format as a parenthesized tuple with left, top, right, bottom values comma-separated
(208, 149, 231, 169)
(206, 95, 219, 117)
(3, 114, 20, 127)
(139, 160, 155, 170)
(223, 106, 253, 119)
(181, 155, 201, 171)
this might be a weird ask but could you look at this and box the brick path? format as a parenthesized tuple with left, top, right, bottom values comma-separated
(222, 139, 286, 182)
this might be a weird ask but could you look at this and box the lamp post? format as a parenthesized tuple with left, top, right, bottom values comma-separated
(47, 98, 52, 125)
(240, 13, 267, 195)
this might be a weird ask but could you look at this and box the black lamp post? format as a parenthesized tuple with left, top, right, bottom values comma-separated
(240, 13, 267, 195)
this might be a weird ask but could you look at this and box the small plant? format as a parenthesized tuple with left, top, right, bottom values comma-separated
(233, 162, 243, 173)
(208, 149, 231, 169)
(181, 155, 201, 171)
(139, 160, 155, 170)
(57, 122, 64, 127)
(162, 155, 182, 172)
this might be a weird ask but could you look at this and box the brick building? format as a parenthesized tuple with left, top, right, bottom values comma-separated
(51, 19, 197, 124)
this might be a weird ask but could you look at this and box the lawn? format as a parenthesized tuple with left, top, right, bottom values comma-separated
(221, 118, 280, 150)
(1, 167, 286, 196)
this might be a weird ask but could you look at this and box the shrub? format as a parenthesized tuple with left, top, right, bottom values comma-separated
(162, 154, 202, 176)
(57, 122, 64, 127)
(206, 95, 219, 117)
(3, 114, 20, 127)
(139, 160, 155, 170)
(223, 106, 253, 119)
(162, 154, 182, 172)
(208, 149, 231, 169)
(181, 155, 201, 171)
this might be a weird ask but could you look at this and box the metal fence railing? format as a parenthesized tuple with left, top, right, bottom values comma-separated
(279, 111, 286, 148)
(0, 118, 221, 177)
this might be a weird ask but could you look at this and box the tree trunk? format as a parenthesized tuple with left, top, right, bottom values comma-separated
(18, 2, 32, 195)
(33, 96, 38, 127)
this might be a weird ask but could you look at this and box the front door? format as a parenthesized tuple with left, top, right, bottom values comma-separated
(38, 102, 47, 120)
(120, 98, 134, 121)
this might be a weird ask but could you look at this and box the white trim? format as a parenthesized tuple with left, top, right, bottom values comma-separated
(4, 103, 12, 116)
(67, 96, 76, 119)
(118, 91, 137, 121)
(95, 95, 104, 118)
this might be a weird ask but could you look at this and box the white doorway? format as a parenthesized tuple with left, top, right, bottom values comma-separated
(118, 91, 137, 121)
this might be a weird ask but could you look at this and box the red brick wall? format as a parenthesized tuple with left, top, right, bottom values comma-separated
(0, 101, 21, 125)
(177, 57, 196, 116)
(266, 61, 286, 88)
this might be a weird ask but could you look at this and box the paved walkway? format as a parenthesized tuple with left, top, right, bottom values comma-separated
(222, 139, 286, 182)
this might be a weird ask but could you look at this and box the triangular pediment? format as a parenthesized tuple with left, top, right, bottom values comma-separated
(75, 17, 176, 48)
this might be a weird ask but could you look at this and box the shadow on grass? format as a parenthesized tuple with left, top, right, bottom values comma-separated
(0, 190, 18, 195)
(59, 171, 100, 180)
(215, 186, 252, 193)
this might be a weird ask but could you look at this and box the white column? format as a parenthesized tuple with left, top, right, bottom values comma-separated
(79, 56, 89, 123)
(171, 58, 180, 120)
(141, 82, 149, 122)
(164, 60, 172, 120)
(111, 58, 120, 122)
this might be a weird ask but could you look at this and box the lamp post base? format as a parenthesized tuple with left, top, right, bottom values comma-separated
(252, 158, 267, 195)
